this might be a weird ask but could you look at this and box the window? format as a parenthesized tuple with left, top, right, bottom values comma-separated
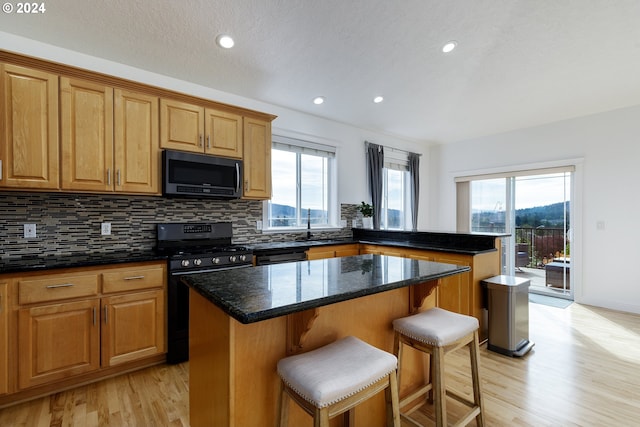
(380, 152, 411, 230)
(265, 136, 337, 230)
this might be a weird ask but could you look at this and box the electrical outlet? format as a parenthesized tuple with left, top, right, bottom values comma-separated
(101, 222, 112, 236)
(23, 223, 37, 238)
(340, 219, 347, 228)
(256, 220, 263, 230)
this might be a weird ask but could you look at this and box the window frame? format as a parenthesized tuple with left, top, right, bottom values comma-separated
(262, 135, 339, 232)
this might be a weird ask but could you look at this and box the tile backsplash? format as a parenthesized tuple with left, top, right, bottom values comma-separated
(0, 192, 357, 259)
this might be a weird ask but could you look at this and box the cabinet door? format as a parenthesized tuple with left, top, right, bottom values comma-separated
(243, 117, 271, 199)
(204, 109, 243, 158)
(160, 99, 204, 153)
(114, 89, 160, 194)
(404, 249, 435, 261)
(102, 289, 166, 367)
(306, 248, 336, 260)
(0, 64, 59, 189)
(359, 244, 382, 255)
(18, 299, 100, 389)
(334, 244, 360, 257)
(60, 77, 114, 191)
(0, 282, 7, 395)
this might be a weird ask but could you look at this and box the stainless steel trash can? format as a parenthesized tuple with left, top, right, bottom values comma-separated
(482, 275, 534, 357)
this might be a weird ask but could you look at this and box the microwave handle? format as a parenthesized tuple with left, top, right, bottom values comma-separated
(236, 163, 240, 193)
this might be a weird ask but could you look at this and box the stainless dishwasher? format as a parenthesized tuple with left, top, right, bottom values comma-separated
(254, 248, 308, 265)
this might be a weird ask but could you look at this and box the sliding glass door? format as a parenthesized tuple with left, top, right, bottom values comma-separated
(464, 170, 573, 299)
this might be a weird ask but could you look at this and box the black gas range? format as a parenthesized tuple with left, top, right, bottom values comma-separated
(156, 222, 252, 363)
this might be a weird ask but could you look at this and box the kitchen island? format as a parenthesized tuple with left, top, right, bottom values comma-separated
(181, 254, 470, 427)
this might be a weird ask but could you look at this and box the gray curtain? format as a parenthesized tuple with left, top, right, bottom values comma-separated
(408, 152, 420, 231)
(366, 142, 384, 229)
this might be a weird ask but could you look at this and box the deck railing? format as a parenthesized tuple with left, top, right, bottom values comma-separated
(515, 227, 569, 267)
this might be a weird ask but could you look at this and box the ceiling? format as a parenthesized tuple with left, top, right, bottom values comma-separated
(2, 0, 640, 144)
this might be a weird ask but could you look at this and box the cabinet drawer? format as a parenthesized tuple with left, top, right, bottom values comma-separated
(19, 273, 99, 305)
(102, 266, 165, 294)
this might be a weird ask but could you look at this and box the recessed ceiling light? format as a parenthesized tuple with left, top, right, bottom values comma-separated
(442, 41, 457, 53)
(373, 96, 384, 104)
(313, 96, 325, 105)
(216, 34, 235, 49)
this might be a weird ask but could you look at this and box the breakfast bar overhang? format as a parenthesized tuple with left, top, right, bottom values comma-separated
(181, 254, 471, 427)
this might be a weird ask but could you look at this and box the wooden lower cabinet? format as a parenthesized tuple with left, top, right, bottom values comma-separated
(363, 244, 499, 340)
(0, 282, 8, 395)
(102, 289, 165, 366)
(306, 244, 359, 260)
(18, 298, 101, 389)
(1, 261, 167, 405)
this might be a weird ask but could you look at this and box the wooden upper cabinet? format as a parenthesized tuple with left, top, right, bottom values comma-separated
(204, 109, 243, 158)
(114, 89, 160, 194)
(60, 77, 114, 192)
(243, 117, 272, 199)
(0, 64, 59, 189)
(60, 78, 159, 194)
(160, 99, 205, 153)
(160, 99, 243, 158)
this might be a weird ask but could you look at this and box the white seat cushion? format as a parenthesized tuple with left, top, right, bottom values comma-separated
(277, 336, 397, 408)
(392, 307, 479, 347)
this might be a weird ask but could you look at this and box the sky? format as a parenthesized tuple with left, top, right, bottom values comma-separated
(271, 149, 328, 211)
(472, 173, 571, 212)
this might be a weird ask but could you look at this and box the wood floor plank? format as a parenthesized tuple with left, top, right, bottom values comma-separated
(0, 302, 639, 426)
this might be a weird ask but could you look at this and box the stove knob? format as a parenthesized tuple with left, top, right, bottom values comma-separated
(194, 258, 202, 266)
(181, 259, 190, 267)
(212, 257, 220, 264)
(239, 254, 247, 262)
(229, 255, 237, 263)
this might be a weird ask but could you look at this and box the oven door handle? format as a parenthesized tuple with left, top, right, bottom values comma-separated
(170, 264, 251, 276)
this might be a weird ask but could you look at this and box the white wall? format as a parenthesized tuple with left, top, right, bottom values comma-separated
(0, 32, 430, 221)
(429, 105, 640, 314)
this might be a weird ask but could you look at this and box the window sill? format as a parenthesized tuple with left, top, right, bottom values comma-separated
(260, 226, 344, 234)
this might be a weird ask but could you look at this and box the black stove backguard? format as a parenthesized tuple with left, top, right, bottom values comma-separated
(157, 222, 252, 364)
(156, 222, 234, 255)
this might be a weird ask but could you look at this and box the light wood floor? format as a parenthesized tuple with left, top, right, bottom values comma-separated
(1, 301, 639, 426)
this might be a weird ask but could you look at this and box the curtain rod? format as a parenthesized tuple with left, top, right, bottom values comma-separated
(364, 141, 422, 157)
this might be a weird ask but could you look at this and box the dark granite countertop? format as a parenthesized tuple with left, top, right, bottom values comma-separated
(248, 230, 502, 256)
(249, 238, 356, 254)
(0, 251, 167, 275)
(181, 254, 470, 324)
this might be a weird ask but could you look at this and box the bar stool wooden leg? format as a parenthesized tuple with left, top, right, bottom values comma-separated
(433, 346, 447, 427)
(470, 331, 485, 427)
(278, 381, 290, 427)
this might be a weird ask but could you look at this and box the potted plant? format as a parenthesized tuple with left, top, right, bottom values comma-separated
(357, 201, 374, 228)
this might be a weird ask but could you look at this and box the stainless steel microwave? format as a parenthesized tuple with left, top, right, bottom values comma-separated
(162, 149, 243, 199)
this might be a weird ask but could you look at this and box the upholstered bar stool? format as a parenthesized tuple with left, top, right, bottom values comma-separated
(392, 307, 485, 427)
(277, 336, 401, 427)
